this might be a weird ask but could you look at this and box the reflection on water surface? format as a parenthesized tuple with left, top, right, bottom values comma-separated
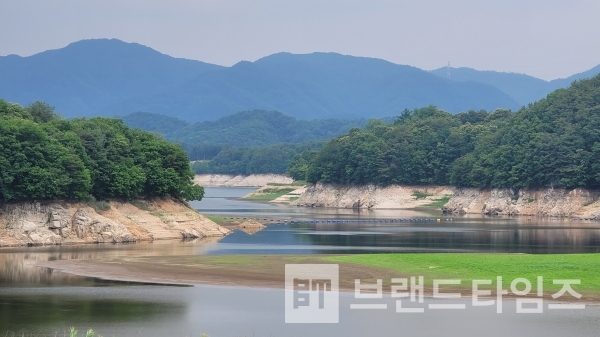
(1, 187, 599, 335)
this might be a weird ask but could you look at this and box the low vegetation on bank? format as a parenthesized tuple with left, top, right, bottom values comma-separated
(45, 253, 600, 298)
(326, 253, 600, 294)
(244, 186, 301, 201)
(423, 195, 452, 208)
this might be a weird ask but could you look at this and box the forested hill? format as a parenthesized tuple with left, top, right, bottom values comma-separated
(121, 110, 369, 148)
(297, 74, 600, 189)
(122, 110, 368, 175)
(0, 100, 203, 202)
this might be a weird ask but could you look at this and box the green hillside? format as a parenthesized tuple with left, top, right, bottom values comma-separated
(301, 75, 600, 189)
(122, 110, 369, 148)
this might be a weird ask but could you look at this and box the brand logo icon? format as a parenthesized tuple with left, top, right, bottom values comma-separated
(285, 264, 339, 323)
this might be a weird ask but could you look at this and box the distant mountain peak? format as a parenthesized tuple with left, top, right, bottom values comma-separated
(1, 39, 599, 122)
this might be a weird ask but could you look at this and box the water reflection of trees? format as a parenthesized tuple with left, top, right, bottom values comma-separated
(296, 221, 600, 254)
(0, 239, 219, 286)
(0, 292, 185, 332)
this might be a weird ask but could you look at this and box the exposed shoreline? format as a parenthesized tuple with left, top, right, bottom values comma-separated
(0, 199, 229, 248)
(193, 174, 292, 187)
(36, 254, 600, 304)
(295, 183, 600, 219)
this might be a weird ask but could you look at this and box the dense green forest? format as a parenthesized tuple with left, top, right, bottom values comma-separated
(191, 141, 322, 175)
(0, 100, 203, 202)
(123, 110, 372, 175)
(299, 75, 600, 189)
(122, 110, 369, 150)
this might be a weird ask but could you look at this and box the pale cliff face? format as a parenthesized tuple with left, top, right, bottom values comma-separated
(443, 187, 600, 218)
(294, 183, 600, 219)
(193, 174, 293, 187)
(0, 199, 229, 247)
(295, 183, 455, 209)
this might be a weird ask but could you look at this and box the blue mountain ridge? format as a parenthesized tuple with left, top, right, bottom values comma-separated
(1, 39, 598, 121)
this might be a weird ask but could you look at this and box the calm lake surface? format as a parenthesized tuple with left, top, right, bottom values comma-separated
(1, 187, 600, 336)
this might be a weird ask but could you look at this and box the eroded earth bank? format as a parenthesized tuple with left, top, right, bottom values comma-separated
(0, 198, 229, 247)
(294, 183, 600, 219)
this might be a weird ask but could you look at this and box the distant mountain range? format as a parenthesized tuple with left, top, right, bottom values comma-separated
(430, 65, 600, 106)
(1, 39, 599, 121)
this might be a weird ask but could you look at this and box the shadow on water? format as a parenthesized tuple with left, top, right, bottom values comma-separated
(0, 286, 186, 334)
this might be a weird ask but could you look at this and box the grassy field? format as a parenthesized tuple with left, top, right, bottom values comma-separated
(412, 191, 433, 199)
(205, 215, 233, 224)
(43, 253, 600, 299)
(325, 253, 600, 293)
(267, 181, 306, 186)
(245, 187, 297, 200)
(424, 195, 452, 207)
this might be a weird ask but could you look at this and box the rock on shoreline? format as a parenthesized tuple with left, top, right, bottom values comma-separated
(443, 187, 600, 218)
(294, 183, 600, 219)
(0, 199, 229, 247)
(295, 183, 454, 209)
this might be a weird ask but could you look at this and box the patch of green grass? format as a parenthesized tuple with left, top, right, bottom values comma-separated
(266, 182, 290, 186)
(261, 188, 296, 194)
(206, 215, 232, 224)
(246, 193, 287, 200)
(130, 199, 151, 211)
(246, 188, 296, 201)
(424, 195, 451, 207)
(412, 191, 432, 199)
(68, 327, 98, 337)
(267, 181, 306, 186)
(324, 253, 600, 293)
(289, 196, 300, 201)
(84, 197, 110, 212)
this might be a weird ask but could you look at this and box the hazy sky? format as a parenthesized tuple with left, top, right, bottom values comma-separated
(1, 0, 599, 80)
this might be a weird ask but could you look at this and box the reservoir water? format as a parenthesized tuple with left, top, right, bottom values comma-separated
(1, 187, 600, 336)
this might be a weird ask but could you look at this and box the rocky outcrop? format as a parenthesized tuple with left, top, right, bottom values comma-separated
(443, 188, 600, 218)
(294, 183, 454, 209)
(194, 174, 293, 187)
(0, 199, 229, 247)
(235, 220, 266, 235)
(293, 183, 600, 219)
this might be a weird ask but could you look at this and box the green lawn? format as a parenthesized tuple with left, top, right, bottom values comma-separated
(324, 253, 600, 293)
(424, 195, 452, 207)
(245, 188, 296, 200)
(205, 215, 233, 224)
(412, 191, 432, 199)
